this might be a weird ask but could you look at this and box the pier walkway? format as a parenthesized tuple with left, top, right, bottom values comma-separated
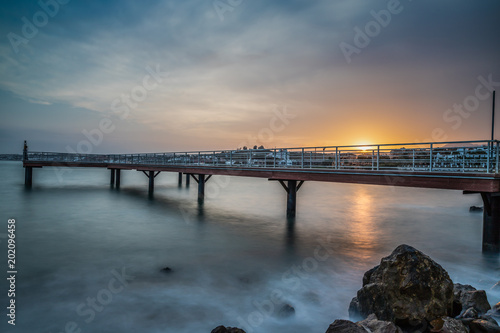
(22, 140, 500, 252)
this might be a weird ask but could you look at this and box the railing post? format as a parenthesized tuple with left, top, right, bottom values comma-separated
(213, 151, 216, 166)
(487, 143, 491, 173)
(301, 148, 305, 168)
(496, 141, 499, 174)
(429, 144, 433, 172)
(376, 146, 380, 171)
(198, 152, 201, 165)
(310, 151, 312, 168)
(463, 149, 466, 172)
(372, 150, 375, 171)
(412, 149, 416, 171)
(274, 149, 277, 168)
(230, 151, 233, 167)
(335, 147, 339, 169)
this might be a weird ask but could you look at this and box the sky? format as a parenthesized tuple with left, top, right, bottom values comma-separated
(0, 0, 499, 154)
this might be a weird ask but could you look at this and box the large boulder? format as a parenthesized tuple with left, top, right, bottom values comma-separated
(349, 244, 454, 328)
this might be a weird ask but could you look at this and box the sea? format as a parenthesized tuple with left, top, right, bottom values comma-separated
(0, 161, 499, 333)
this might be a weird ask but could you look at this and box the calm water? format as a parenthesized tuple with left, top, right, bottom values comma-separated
(0, 161, 499, 333)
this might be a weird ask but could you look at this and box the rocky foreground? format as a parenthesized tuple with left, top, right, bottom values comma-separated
(212, 244, 500, 333)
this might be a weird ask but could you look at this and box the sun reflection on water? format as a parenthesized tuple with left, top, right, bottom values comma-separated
(348, 187, 380, 262)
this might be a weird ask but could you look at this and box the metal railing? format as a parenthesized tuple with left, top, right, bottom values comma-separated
(24, 140, 500, 174)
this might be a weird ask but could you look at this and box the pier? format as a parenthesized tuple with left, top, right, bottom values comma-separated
(22, 140, 500, 252)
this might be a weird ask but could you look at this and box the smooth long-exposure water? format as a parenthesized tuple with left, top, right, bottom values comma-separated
(0, 161, 499, 333)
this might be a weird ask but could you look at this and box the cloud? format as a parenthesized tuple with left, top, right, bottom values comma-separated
(0, 0, 499, 153)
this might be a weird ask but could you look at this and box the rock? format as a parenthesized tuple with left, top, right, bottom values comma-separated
(161, 267, 173, 273)
(211, 326, 246, 333)
(429, 317, 468, 333)
(469, 319, 500, 332)
(276, 303, 295, 318)
(442, 317, 468, 332)
(462, 307, 479, 319)
(363, 265, 380, 286)
(348, 297, 361, 321)
(358, 314, 402, 333)
(325, 320, 366, 333)
(480, 314, 499, 325)
(349, 244, 454, 328)
(487, 302, 500, 319)
(454, 283, 491, 316)
(303, 291, 321, 305)
(470, 206, 483, 212)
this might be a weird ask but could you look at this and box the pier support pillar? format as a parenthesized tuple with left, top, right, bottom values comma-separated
(25, 166, 33, 187)
(110, 169, 115, 186)
(185, 173, 190, 187)
(149, 171, 155, 195)
(287, 180, 297, 218)
(190, 174, 212, 203)
(141, 171, 161, 196)
(276, 180, 304, 218)
(198, 174, 206, 203)
(115, 169, 121, 188)
(481, 193, 500, 252)
(178, 172, 183, 187)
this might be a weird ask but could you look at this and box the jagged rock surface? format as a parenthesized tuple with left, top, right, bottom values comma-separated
(349, 244, 454, 327)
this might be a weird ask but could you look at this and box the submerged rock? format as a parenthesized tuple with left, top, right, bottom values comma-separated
(349, 244, 454, 328)
(211, 326, 246, 333)
(276, 303, 295, 318)
(161, 267, 173, 273)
